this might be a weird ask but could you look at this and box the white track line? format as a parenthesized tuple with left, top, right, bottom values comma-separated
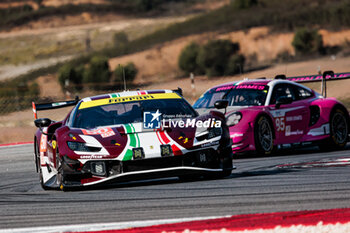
(0, 216, 229, 233)
(0, 142, 33, 148)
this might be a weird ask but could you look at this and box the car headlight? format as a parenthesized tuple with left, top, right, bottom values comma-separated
(67, 141, 101, 152)
(226, 112, 242, 126)
(208, 127, 222, 139)
(195, 127, 222, 141)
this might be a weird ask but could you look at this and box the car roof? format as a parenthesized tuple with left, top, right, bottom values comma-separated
(80, 89, 174, 103)
(212, 79, 271, 89)
(207, 79, 311, 93)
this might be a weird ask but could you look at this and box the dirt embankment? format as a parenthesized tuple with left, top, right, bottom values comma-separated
(2, 20, 350, 143)
(2, 0, 230, 32)
(3, 55, 350, 144)
(0, 0, 109, 9)
(109, 27, 350, 85)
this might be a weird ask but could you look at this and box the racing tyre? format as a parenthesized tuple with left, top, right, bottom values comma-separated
(319, 108, 348, 151)
(35, 140, 51, 190)
(219, 147, 233, 177)
(254, 115, 274, 155)
(55, 147, 67, 191)
(203, 148, 233, 179)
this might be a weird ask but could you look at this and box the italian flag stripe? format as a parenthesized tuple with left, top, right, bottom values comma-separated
(124, 124, 133, 134)
(171, 144, 182, 155)
(159, 131, 170, 144)
(123, 149, 133, 161)
(130, 124, 140, 147)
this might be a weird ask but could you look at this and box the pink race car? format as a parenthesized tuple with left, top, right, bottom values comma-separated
(193, 71, 350, 155)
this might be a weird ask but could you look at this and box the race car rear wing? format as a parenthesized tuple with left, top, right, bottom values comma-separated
(32, 96, 79, 119)
(275, 71, 350, 97)
(285, 71, 350, 83)
(172, 87, 183, 96)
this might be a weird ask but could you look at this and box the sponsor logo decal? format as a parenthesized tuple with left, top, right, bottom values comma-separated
(288, 72, 350, 82)
(162, 118, 221, 128)
(40, 128, 48, 152)
(109, 95, 154, 104)
(52, 140, 57, 150)
(286, 115, 302, 122)
(79, 155, 103, 159)
(200, 141, 219, 148)
(285, 125, 303, 136)
(79, 93, 181, 109)
(52, 102, 68, 107)
(216, 85, 266, 92)
(143, 110, 162, 129)
(143, 109, 222, 129)
(270, 106, 304, 117)
(82, 127, 115, 138)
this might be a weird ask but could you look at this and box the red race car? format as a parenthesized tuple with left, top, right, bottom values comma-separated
(33, 89, 233, 190)
(194, 71, 350, 156)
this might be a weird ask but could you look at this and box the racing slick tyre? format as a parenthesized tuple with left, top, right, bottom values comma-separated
(34, 140, 51, 190)
(254, 115, 274, 156)
(203, 148, 233, 179)
(56, 147, 68, 191)
(219, 148, 233, 177)
(319, 108, 349, 151)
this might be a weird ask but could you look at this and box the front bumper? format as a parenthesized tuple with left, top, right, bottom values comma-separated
(83, 166, 225, 186)
(61, 148, 232, 188)
(230, 132, 255, 154)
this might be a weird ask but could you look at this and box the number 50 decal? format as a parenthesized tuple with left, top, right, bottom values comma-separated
(275, 117, 285, 132)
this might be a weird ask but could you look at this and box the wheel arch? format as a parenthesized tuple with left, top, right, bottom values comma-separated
(330, 103, 350, 132)
(255, 112, 276, 140)
(332, 103, 349, 118)
(311, 98, 349, 128)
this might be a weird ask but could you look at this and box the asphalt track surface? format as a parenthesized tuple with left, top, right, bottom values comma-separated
(1, 144, 350, 230)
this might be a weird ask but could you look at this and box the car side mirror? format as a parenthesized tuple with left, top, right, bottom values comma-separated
(275, 97, 293, 109)
(214, 99, 229, 114)
(34, 118, 52, 128)
(214, 100, 229, 109)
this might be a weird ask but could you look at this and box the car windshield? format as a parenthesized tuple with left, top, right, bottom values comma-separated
(73, 98, 197, 129)
(193, 85, 269, 108)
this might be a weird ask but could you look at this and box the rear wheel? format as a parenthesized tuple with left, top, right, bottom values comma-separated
(319, 108, 348, 151)
(254, 116, 274, 155)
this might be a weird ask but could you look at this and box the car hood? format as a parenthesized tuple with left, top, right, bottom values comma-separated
(60, 115, 223, 162)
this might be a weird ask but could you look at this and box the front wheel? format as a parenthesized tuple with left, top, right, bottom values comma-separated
(55, 147, 66, 191)
(319, 108, 348, 151)
(35, 141, 51, 190)
(219, 147, 233, 177)
(254, 116, 274, 155)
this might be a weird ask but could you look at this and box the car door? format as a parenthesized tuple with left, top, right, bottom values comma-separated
(269, 83, 309, 144)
